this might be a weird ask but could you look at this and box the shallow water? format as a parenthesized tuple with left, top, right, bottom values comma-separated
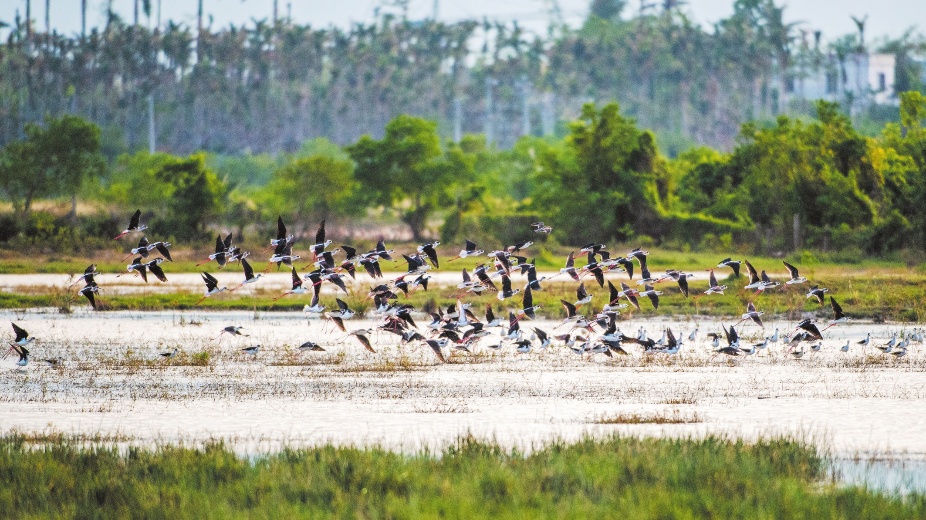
(1, 309, 924, 467)
(833, 458, 926, 495)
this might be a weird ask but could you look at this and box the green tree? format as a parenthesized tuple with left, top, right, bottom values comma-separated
(347, 115, 475, 241)
(265, 153, 357, 222)
(105, 151, 225, 241)
(532, 103, 666, 243)
(724, 101, 893, 251)
(882, 91, 926, 249)
(589, 0, 626, 22)
(154, 153, 226, 240)
(0, 115, 105, 217)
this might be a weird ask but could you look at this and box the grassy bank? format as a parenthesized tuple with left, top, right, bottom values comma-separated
(0, 245, 918, 275)
(0, 434, 922, 518)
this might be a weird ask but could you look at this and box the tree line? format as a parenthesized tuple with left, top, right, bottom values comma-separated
(2, 0, 924, 156)
(3, 92, 926, 255)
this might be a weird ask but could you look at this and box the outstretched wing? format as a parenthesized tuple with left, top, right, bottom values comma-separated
(501, 274, 512, 294)
(607, 281, 620, 304)
(355, 334, 376, 353)
(425, 340, 446, 363)
(522, 285, 533, 309)
(423, 244, 439, 268)
(11, 322, 27, 341)
(328, 275, 348, 293)
(831, 297, 844, 319)
(560, 299, 577, 318)
(83, 289, 97, 309)
(149, 263, 168, 282)
(677, 274, 689, 297)
(155, 242, 172, 261)
(242, 258, 255, 280)
(564, 251, 575, 268)
(576, 283, 587, 301)
(316, 219, 326, 245)
(276, 216, 287, 240)
(128, 209, 141, 229)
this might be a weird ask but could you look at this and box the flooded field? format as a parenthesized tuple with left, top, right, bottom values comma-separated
(2, 308, 924, 468)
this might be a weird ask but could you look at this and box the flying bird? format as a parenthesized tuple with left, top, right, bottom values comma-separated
(113, 209, 146, 240)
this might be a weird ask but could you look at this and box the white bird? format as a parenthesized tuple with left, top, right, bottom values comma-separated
(768, 328, 780, 343)
(196, 272, 227, 304)
(230, 258, 262, 292)
(303, 293, 326, 315)
(738, 301, 764, 328)
(216, 326, 248, 340)
(6, 323, 34, 361)
(298, 341, 325, 352)
(782, 261, 807, 284)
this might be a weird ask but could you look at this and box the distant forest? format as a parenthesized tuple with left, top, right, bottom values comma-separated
(2, 0, 925, 155)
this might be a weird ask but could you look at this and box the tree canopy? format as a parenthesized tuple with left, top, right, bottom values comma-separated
(347, 115, 475, 240)
(0, 115, 105, 216)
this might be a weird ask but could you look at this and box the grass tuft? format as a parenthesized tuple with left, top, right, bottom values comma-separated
(591, 409, 703, 424)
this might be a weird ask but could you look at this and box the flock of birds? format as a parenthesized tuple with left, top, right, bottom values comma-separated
(4, 210, 922, 367)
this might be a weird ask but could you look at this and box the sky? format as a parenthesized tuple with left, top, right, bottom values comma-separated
(1, 0, 923, 45)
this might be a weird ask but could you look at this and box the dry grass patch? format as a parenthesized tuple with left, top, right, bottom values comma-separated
(592, 409, 703, 425)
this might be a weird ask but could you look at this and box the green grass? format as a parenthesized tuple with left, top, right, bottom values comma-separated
(0, 434, 923, 518)
(0, 244, 915, 275)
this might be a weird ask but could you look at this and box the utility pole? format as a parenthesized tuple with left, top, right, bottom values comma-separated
(793, 214, 801, 250)
(197, 0, 203, 62)
(453, 97, 462, 142)
(81, 0, 86, 39)
(25, 0, 31, 40)
(541, 92, 555, 136)
(148, 94, 156, 154)
(519, 76, 531, 137)
(484, 76, 496, 145)
(273, 0, 278, 25)
(45, 0, 50, 35)
(432, 0, 439, 20)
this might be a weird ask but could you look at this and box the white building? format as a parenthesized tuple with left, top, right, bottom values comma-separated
(789, 52, 896, 112)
